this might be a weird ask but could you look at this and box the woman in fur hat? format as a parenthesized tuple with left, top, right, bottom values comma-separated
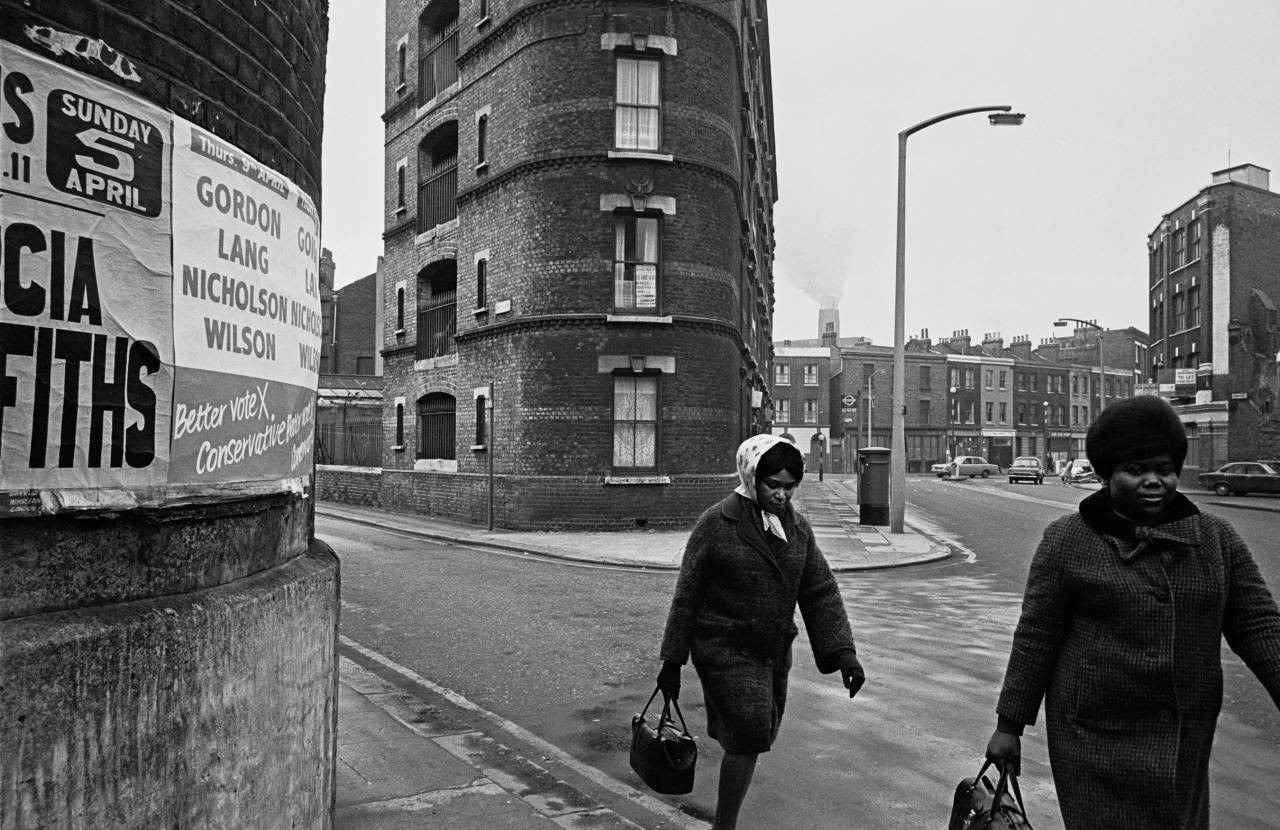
(657, 434, 865, 829)
(986, 395, 1280, 829)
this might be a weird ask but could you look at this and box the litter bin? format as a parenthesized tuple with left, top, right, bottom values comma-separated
(858, 447, 891, 526)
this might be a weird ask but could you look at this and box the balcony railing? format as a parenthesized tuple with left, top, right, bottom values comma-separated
(416, 162, 457, 234)
(416, 293, 456, 360)
(417, 21, 459, 106)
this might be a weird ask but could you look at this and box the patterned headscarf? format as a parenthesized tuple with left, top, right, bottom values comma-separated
(732, 434, 801, 541)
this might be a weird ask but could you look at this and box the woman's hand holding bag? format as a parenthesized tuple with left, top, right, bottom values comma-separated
(656, 660, 681, 699)
(985, 729, 1021, 776)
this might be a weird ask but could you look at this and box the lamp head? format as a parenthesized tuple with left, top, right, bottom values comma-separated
(989, 112, 1026, 126)
(1053, 319, 1069, 328)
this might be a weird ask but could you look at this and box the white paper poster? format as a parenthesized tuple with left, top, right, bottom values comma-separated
(0, 43, 320, 514)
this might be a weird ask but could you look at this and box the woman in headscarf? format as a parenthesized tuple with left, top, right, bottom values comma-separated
(986, 395, 1280, 829)
(657, 434, 865, 829)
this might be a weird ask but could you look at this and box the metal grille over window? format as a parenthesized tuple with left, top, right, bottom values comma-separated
(417, 393, 456, 460)
(613, 375, 657, 468)
(614, 214, 659, 310)
(615, 57, 660, 150)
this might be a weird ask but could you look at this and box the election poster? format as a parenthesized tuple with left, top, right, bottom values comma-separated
(0, 44, 175, 507)
(169, 120, 321, 485)
(0, 43, 321, 515)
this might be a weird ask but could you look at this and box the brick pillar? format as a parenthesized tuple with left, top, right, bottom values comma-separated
(0, 2, 337, 827)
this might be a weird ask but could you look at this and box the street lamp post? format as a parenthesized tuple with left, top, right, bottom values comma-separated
(1042, 399, 1051, 472)
(890, 105, 1025, 533)
(1054, 317, 1105, 418)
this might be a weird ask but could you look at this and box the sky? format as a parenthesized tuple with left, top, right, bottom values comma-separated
(321, 1, 1280, 347)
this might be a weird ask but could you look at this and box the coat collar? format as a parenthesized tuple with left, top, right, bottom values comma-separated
(720, 493, 793, 572)
(1078, 489, 1201, 560)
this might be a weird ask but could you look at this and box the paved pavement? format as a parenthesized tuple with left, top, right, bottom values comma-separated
(325, 475, 951, 829)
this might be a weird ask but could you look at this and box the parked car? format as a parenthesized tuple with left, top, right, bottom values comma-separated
(1007, 456, 1045, 485)
(1060, 459, 1098, 484)
(1198, 461, 1280, 496)
(933, 455, 1000, 478)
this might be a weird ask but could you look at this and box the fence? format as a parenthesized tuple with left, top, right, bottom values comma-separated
(315, 420, 382, 467)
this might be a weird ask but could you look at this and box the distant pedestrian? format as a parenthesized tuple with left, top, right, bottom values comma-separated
(657, 434, 864, 830)
(986, 395, 1280, 829)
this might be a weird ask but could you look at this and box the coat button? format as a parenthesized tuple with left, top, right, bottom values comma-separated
(1158, 709, 1173, 723)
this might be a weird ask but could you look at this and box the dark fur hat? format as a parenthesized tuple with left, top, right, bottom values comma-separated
(1086, 395, 1187, 480)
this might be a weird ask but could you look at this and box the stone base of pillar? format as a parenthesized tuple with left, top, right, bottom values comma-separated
(1, 540, 339, 829)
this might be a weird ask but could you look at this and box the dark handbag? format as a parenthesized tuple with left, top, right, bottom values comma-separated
(629, 686, 697, 794)
(948, 759, 1034, 830)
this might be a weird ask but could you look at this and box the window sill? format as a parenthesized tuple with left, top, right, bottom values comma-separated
(474, 15, 491, 29)
(392, 444, 405, 452)
(395, 83, 407, 95)
(608, 150, 674, 163)
(475, 160, 489, 173)
(605, 475, 671, 485)
(470, 444, 487, 452)
(415, 353, 460, 371)
(472, 307, 488, 317)
(606, 314, 672, 324)
(394, 206, 406, 217)
(415, 217, 459, 246)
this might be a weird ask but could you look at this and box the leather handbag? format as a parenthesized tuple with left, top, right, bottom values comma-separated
(948, 759, 1034, 830)
(629, 686, 697, 794)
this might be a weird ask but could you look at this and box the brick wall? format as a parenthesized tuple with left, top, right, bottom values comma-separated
(318, 465, 734, 530)
(1, 0, 326, 200)
(316, 465, 382, 506)
(332, 271, 379, 373)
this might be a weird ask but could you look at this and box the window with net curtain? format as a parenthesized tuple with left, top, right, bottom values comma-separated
(614, 375, 657, 469)
(615, 56, 660, 150)
(614, 214, 659, 310)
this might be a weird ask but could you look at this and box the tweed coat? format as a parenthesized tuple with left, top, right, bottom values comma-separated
(997, 489, 1280, 829)
(659, 492, 856, 753)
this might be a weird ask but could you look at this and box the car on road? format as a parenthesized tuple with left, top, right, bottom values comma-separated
(1059, 459, 1098, 484)
(1007, 456, 1045, 485)
(1198, 461, 1280, 496)
(933, 455, 1000, 478)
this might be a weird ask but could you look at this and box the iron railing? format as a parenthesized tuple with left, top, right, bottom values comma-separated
(416, 292, 456, 360)
(417, 395, 456, 460)
(416, 162, 457, 233)
(315, 420, 382, 467)
(417, 21, 459, 106)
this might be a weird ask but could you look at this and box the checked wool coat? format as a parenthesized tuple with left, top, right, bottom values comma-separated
(659, 493, 856, 753)
(997, 489, 1280, 829)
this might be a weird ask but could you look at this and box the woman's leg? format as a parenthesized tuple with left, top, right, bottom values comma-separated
(713, 751, 759, 830)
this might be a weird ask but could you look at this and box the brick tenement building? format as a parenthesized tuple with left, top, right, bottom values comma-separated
(1148, 163, 1280, 477)
(362, 0, 778, 529)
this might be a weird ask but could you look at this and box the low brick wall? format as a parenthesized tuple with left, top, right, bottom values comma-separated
(316, 465, 383, 507)
(315, 466, 733, 530)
